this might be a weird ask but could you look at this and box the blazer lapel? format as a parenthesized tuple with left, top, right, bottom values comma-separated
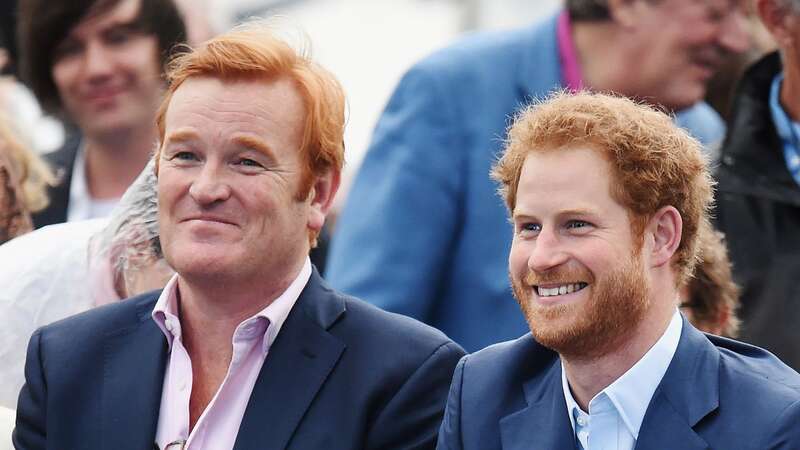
(635, 317, 719, 450)
(634, 390, 709, 450)
(499, 360, 578, 450)
(233, 270, 346, 450)
(100, 294, 168, 450)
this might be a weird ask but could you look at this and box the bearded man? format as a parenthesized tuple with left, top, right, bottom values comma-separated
(436, 92, 800, 450)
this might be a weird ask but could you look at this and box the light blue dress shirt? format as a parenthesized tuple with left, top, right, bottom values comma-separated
(768, 73, 800, 187)
(561, 310, 683, 450)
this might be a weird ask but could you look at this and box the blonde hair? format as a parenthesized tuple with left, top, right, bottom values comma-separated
(0, 116, 55, 213)
(492, 91, 714, 285)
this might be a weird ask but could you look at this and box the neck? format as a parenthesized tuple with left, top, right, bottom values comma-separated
(176, 258, 306, 349)
(561, 291, 677, 411)
(83, 124, 156, 200)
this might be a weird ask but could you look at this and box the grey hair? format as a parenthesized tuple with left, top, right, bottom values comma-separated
(90, 156, 165, 294)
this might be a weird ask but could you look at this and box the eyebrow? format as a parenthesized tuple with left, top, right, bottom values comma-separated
(557, 208, 597, 218)
(102, 20, 144, 34)
(233, 135, 277, 162)
(512, 208, 597, 221)
(163, 131, 278, 162)
(163, 129, 200, 146)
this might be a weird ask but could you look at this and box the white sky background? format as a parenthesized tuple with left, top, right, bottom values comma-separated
(206, 0, 561, 205)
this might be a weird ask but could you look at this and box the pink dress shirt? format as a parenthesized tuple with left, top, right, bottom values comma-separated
(557, 10, 584, 92)
(151, 258, 312, 450)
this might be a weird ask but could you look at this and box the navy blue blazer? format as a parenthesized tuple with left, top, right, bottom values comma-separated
(437, 316, 800, 450)
(14, 270, 465, 450)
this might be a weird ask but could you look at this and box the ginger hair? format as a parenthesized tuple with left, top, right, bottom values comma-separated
(492, 91, 714, 286)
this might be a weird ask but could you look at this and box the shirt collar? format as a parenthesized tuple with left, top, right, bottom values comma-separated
(768, 73, 795, 143)
(66, 140, 120, 221)
(151, 257, 312, 354)
(768, 73, 800, 181)
(562, 309, 683, 438)
(66, 140, 88, 222)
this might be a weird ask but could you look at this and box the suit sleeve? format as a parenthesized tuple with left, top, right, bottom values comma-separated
(325, 61, 464, 323)
(763, 399, 800, 449)
(365, 341, 465, 450)
(12, 329, 47, 450)
(437, 355, 467, 450)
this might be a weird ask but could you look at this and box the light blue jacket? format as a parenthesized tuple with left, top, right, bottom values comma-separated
(327, 13, 725, 352)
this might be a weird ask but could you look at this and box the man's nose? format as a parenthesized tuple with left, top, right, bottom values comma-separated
(189, 164, 231, 206)
(83, 41, 115, 79)
(718, 10, 750, 54)
(527, 228, 568, 273)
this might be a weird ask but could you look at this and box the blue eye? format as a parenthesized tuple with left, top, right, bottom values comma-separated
(237, 158, 263, 168)
(174, 151, 197, 161)
(517, 222, 541, 237)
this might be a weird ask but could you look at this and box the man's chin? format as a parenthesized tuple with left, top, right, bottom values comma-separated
(654, 86, 705, 113)
(168, 251, 237, 280)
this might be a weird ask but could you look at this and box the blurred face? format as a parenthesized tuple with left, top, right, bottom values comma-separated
(620, 0, 749, 110)
(157, 76, 314, 285)
(51, 0, 163, 137)
(508, 147, 650, 359)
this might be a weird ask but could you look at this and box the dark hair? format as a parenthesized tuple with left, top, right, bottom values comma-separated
(0, 0, 19, 76)
(16, 0, 187, 115)
(566, 0, 611, 21)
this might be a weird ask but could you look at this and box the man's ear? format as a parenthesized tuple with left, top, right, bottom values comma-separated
(646, 205, 682, 268)
(758, 0, 796, 47)
(307, 169, 340, 233)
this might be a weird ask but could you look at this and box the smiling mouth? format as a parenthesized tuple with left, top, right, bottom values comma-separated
(184, 217, 236, 226)
(535, 282, 588, 298)
(85, 88, 126, 102)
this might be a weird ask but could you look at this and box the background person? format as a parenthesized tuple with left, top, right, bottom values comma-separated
(0, 158, 171, 410)
(714, 0, 800, 370)
(0, 115, 54, 244)
(680, 226, 740, 337)
(16, 0, 186, 227)
(326, 0, 750, 352)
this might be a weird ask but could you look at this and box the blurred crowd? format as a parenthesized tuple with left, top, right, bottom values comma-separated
(1, 0, 800, 447)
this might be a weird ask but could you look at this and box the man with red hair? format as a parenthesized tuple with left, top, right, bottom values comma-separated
(14, 24, 464, 450)
(437, 92, 800, 450)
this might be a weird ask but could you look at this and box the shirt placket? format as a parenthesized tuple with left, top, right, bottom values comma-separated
(185, 317, 267, 450)
(166, 317, 192, 445)
(588, 398, 618, 450)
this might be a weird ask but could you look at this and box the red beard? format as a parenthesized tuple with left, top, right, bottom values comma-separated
(511, 249, 649, 360)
